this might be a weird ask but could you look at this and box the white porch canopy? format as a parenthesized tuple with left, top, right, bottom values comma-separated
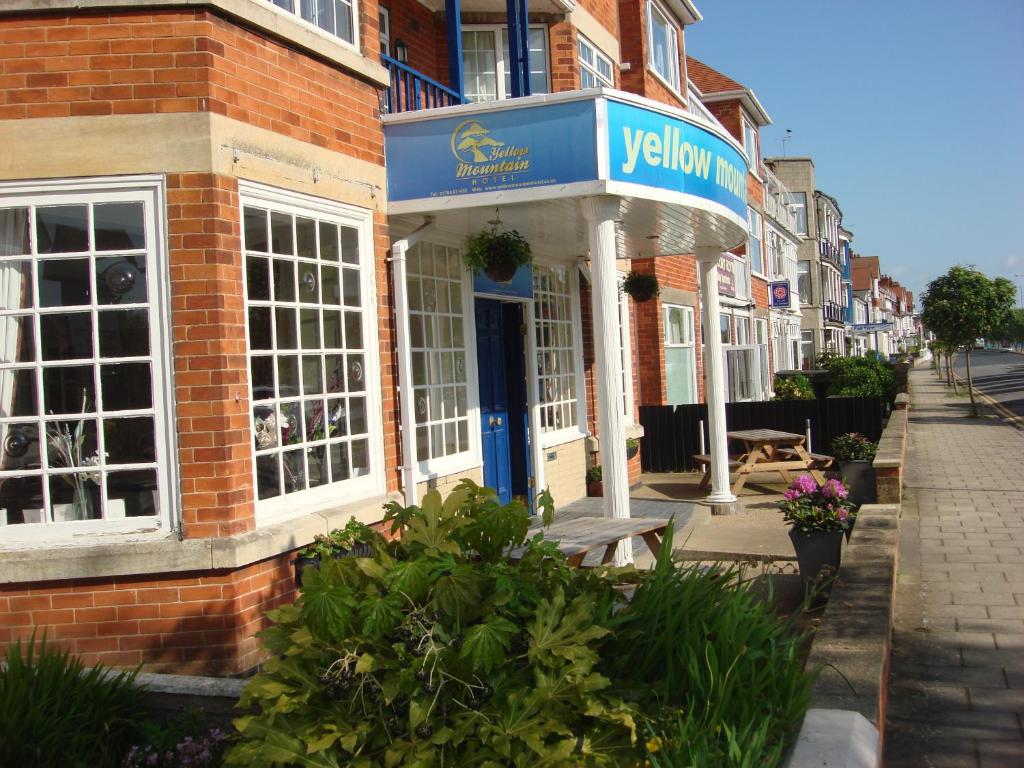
(384, 89, 749, 562)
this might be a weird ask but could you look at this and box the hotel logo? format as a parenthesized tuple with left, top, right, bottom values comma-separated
(450, 119, 531, 179)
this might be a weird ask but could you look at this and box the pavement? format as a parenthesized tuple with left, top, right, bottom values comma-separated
(884, 366, 1024, 766)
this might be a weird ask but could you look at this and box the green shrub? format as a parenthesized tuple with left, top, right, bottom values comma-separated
(0, 632, 146, 768)
(228, 481, 641, 767)
(824, 355, 897, 399)
(605, 545, 814, 767)
(773, 373, 815, 400)
(229, 484, 814, 768)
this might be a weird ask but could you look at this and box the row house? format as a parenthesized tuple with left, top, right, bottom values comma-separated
(851, 255, 895, 357)
(880, 276, 916, 352)
(0, 0, 751, 671)
(761, 164, 802, 371)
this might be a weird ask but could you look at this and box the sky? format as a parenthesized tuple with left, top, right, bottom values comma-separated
(686, 0, 1024, 305)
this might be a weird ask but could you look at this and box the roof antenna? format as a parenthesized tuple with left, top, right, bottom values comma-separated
(781, 129, 793, 157)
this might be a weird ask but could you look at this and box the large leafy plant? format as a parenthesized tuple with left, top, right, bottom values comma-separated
(228, 480, 641, 767)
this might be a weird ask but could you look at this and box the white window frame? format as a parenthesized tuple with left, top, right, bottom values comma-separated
(239, 181, 384, 525)
(578, 34, 614, 88)
(663, 304, 697, 405)
(534, 264, 586, 448)
(265, 0, 360, 51)
(406, 239, 479, 480)
(789, 191, 808, 237)
(0, 175, 174, 543)
(378, 6, 390, 57)
(742, 115, 760, 170)
(646, 1, 681, 93)
(797, 261, 812, 305)
(462, 24, 550, 103)
(747, 207, 764, 276)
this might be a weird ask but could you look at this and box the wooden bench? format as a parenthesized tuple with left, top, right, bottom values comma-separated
(693, 454, 744, 491)
(773, 447, 834, 469)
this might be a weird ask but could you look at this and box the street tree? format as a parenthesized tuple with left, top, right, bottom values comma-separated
(920, 267, 1015, 416)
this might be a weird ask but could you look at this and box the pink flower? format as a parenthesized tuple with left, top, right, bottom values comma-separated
(821, 478, 849, 499)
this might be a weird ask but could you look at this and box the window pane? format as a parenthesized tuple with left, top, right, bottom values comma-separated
(36, 205, 88, 253)
(96, 255, 147, 305)
(93, 202, 145, 251)
(0, 207, 30, 256)
(38, 258, 90, 307)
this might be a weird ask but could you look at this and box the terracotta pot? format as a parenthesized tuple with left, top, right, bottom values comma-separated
(789, 529, 843, 585)
(483, 259, 518, 283)
(586, 480, 604, 497)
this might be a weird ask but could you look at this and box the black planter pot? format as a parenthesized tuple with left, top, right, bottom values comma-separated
(789, 529, 843, 586)
(626, 443, 639, 460)
(292, 544, 375, 587)
(483, 259, 518, 283)
(838, 459, 876, 507)
(292, 555, 320, 586)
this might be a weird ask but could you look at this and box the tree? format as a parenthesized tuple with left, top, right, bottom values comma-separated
(920, 266, 1016, 416)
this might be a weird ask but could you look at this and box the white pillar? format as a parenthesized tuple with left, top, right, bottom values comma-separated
(581, 196, 632, 564)
(695, 247, 738, 513)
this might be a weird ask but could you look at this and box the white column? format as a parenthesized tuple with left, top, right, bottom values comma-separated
(695, 246, 738, 513)
(581, 196, 632, 564)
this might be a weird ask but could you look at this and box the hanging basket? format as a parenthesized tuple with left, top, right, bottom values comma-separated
(463, 227, 532, 283)
(621, 271, 660, 302)
(483, 259, 519, 283)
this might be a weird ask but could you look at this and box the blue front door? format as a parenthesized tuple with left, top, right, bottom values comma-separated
(475, 299, 512, 503)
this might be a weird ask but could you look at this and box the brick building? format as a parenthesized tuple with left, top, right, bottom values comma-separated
(0, 0, 750, 673)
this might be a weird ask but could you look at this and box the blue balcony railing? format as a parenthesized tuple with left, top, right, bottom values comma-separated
(382, 54, 462, 114)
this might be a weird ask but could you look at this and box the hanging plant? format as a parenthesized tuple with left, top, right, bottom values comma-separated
(463, 225, 532, 283)
(621, 271, 660, 302)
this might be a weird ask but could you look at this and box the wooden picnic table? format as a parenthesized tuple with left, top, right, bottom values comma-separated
(698, 428, 828, 494)
(511, 516, 671, 567)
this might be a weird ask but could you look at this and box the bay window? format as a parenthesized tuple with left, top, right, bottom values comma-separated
(0, 178, 169, 537)
(269, 0, 357, 47)
(241, 184, 381, 517)
(747, 207, 763, 274)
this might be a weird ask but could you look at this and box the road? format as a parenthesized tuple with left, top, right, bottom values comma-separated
(952, 349, 1024, 418)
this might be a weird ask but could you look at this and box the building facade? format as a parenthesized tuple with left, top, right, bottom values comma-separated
(1, 0, 751, 671)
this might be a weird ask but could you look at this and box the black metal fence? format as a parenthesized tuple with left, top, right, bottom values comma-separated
(639, 397, 889, 473)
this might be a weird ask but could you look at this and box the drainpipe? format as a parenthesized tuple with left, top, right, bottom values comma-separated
(390, 217, 435, 507)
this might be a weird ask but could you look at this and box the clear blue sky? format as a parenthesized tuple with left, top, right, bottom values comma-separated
(686, 0, 1024, 305)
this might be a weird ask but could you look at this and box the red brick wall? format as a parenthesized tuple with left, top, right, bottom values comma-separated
(386, 0, 448, 86)
(632, 255, 704, 406)
(0, 9, 384, 164)
(167, 172, 253, 538)
(0, 556, 296, 674)
(615, 0, 688, 110)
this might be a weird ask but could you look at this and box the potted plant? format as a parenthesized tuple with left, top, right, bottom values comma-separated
(292, 517, 380, 586)
(830, 432, 878, 507)
(586, 465, 603, 497)
(778, 475, 856, 586)
(463, 225, 532, 283)
(620, 271, 659, 302)
(625, 437, 640, 460)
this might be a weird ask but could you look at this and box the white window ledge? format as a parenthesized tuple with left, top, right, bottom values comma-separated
(0, 491, 401, 585)
(0, 0, 389, 88)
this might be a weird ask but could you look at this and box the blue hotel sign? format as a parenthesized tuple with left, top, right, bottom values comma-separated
(385, 94, 748, 218)
(385, 100, 599, 201)
(605, 100, 748, 218)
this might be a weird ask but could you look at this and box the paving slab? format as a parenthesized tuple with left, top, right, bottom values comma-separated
(885, 368, 1024, 765)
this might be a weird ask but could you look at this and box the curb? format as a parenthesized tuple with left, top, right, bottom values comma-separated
(948, 371, 1023, 429)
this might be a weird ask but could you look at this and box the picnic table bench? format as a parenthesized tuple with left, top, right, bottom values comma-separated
(511, 515, 671, 566)
(696, 429, 830, 494)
